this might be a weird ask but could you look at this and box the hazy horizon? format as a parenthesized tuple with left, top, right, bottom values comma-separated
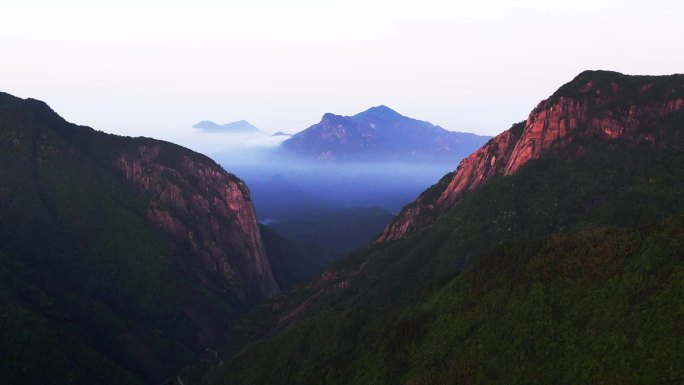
(2, 0, 683, 155)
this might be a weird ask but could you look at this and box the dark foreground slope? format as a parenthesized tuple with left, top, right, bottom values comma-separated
(0, 92, 293, 384)
(197, 71, 684, 385)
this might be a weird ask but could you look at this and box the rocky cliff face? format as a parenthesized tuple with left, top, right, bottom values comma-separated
(0, 91, 284, 383)
(115, 144, 280, 300)
(379, 70, 684, 242)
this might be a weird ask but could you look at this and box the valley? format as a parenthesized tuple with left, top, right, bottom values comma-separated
(3, 0, 683, 383)
(1, 70, 683, 385)
(213, 106, 489, 258)
(196, 70, 684, 385)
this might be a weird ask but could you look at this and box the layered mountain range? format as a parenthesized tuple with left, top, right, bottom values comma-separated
(2, 70, 683, 385)
(196, 70, 684, 385)
(222, 106, 487, 259)
(280, 105, 490, 162)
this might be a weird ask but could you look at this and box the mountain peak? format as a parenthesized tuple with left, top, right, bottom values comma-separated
(282, 106, 490, 162)
(548, 70, 684, 105)
(354, 105, 403, 119)
(322, 112, 344, 120)
(319, 113, 351, 128)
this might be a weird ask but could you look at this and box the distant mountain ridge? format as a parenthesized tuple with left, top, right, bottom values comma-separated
(193, 119, 260, 133)
(280, 105, 490, 162)
(271, 131, 291, 137)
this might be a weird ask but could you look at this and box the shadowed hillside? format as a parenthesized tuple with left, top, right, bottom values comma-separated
(196, 71, 684, 385)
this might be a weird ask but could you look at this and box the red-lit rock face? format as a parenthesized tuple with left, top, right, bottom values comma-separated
(116, 146, 280, 300)
(379, 72, 684, 243)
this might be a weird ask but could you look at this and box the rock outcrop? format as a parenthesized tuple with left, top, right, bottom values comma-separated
(0, 91, 283, 383)
(116, 145, 280, 300)
(378, 70, 684, 242)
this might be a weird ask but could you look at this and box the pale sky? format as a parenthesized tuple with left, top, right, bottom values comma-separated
(2, 0, 683, 154)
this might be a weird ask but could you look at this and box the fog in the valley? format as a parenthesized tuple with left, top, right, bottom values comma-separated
(210, 143, 458, 256)
(213, 146, 454, 220)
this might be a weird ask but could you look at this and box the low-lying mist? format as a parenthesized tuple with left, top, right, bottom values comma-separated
(213, 147, 455, 219)
(212, 147, 457, 256)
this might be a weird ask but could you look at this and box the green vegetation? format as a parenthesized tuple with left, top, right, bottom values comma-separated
(0, 93, 248, 384)
(549, 70, 684, 120)
(260, 225, 334, 291)
(3, 70, 684, 385)
(201, 138, 684, 385)
(0, 252, 146, 385)
(266, 206, 395, 257)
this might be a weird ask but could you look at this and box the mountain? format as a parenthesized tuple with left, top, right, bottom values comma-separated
(196, 71, 684, 385)
(380, 70, 684, 242)
(266, 206, 395, 257)
(271, 131, 291, 137)
(0, 92, 288, 384)
(280, 105, 490, 162)
(259, 225, 334, 292)
(193, 120, 261, 133)
(115, 141, 279, 301)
